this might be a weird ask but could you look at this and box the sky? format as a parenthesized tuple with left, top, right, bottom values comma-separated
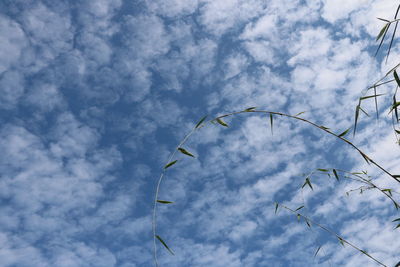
(0, 0, 400, 266)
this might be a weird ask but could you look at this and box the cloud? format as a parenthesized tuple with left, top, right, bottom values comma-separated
(0, 15, 27, 74)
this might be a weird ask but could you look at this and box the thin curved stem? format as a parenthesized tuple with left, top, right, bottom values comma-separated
(153, 108, 399, 266)
(279, 204, 388, 267)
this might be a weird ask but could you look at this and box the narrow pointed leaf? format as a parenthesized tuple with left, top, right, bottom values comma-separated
(155, 235, 175, 255)
(395, 130, 400, 134)
(178, 147, 195, 158)
(359, 151, 370, 164)
(244, 107, 256, 112)
(164, 160, 178, 169)
(338, 237, 345, 247)
(382, 189, 392, 196)
(274, 202, 279, 214)
(318, 169, 329, 172)
(195, 115, 207, 129)
(314, 246, 322, 258)
(269, 113, 273, 135)
(157, 200, 174, 204)
(302, 178, 313, 190)
(297, 213, 301, 221)
(360, 94, 385, 101)
(216, 118, 228, 127)
(319, 125, 330, 130)
(377, 17, 390, 22)
(305, 219, 311, 228)
(295, 111, 306, 116)
(333, 169, 339, 181)
(392, 218, 400, 222)
(376, 22, 389, 41)
(354, 104, 360, 135)
(338, 128, 351, 137)
(394, 70, 400, 87)
(295, 205, 304, 211)
(395, 224, 400, 229)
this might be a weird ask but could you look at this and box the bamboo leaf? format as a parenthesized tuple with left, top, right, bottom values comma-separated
(164, 160, 178, 169)
(338, 237, 345, 247)
(244, 107, 256, 112)
(318, 169, 329, 172)
(274, 202, 279, 214)
(395, 224, 400, 229)
(305, 219, 311, 228)
(376, 22, 389, 41)
(302, 178, 313, 190)
(155, 235, 175, 255)
(195, 115, 208, 129)
(295, 111, 306, 116)
(297, 213, 301, 221)
(314, 246, 322, 258)
(216, 118, 228, 127)
(359, 151, 370, 165)
(392, 218, 400, 222)
(295, 205, 304, 211)
(360, 94, 385, 101)
(375, 22, 390, 56)
(333, 169, 339, 181)
(338, 128, 351, 137)
(178, 147, 195, 158)
(319, 125, 330, 130)
(377, 17, 390, 23)
(157, 200, 174, 204)
(382, 189, 392, 196)
(354, 104, 360, 135)
(269, 113, 273, 135)
(394, 70, 400, 87)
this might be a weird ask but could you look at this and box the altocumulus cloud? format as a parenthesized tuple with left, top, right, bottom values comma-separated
(0, 0, 399, 266)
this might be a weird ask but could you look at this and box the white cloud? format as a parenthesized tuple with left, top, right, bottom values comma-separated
(0, 15, 27, 74)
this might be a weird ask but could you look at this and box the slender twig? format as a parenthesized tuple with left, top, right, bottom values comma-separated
(153, 108, 399, 266)
(279, 204, 388, 267)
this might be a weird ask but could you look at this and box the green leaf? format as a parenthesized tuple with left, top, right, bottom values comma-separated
(338, 128, 351, 137)
(295, 205, 304, 211)
(359, 151, 370, 165)
(305, 219, 311, 228)
(178, 147, 195, 158)
(297, 213, 301, 221)
(302, 178, 313, 190)
(155, 235, 175, 255)
(359, 94, 385, 100)
(274, 202, 279, 214)
(319, 125, 330, 130)
(338, 237, 345, 247)
(395, 130, 400, 134)
(195, 115, 208, 129)
(376, 22, 389, 41)
(157, 200, 174, 204)
(354, 104, 360, 135)
(394, 70, 400, 87)
(244, 107, 256, 112)
(318, 169, 329, 172)
(392, 218, 400, 222)
(333, 169, 339, 181)
(269, 113, 273, 135)
(382, 189, 392, 196)
(216, 118, 228, 127)
(164, 160, 178, 169)
(314, 246, 322, 258)
(395, 224, 400, 229)
(377, 17, 390, 23)
(295, 111, 306, 116)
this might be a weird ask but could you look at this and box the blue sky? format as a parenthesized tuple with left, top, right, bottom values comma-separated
(0, 0, 400, 266)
